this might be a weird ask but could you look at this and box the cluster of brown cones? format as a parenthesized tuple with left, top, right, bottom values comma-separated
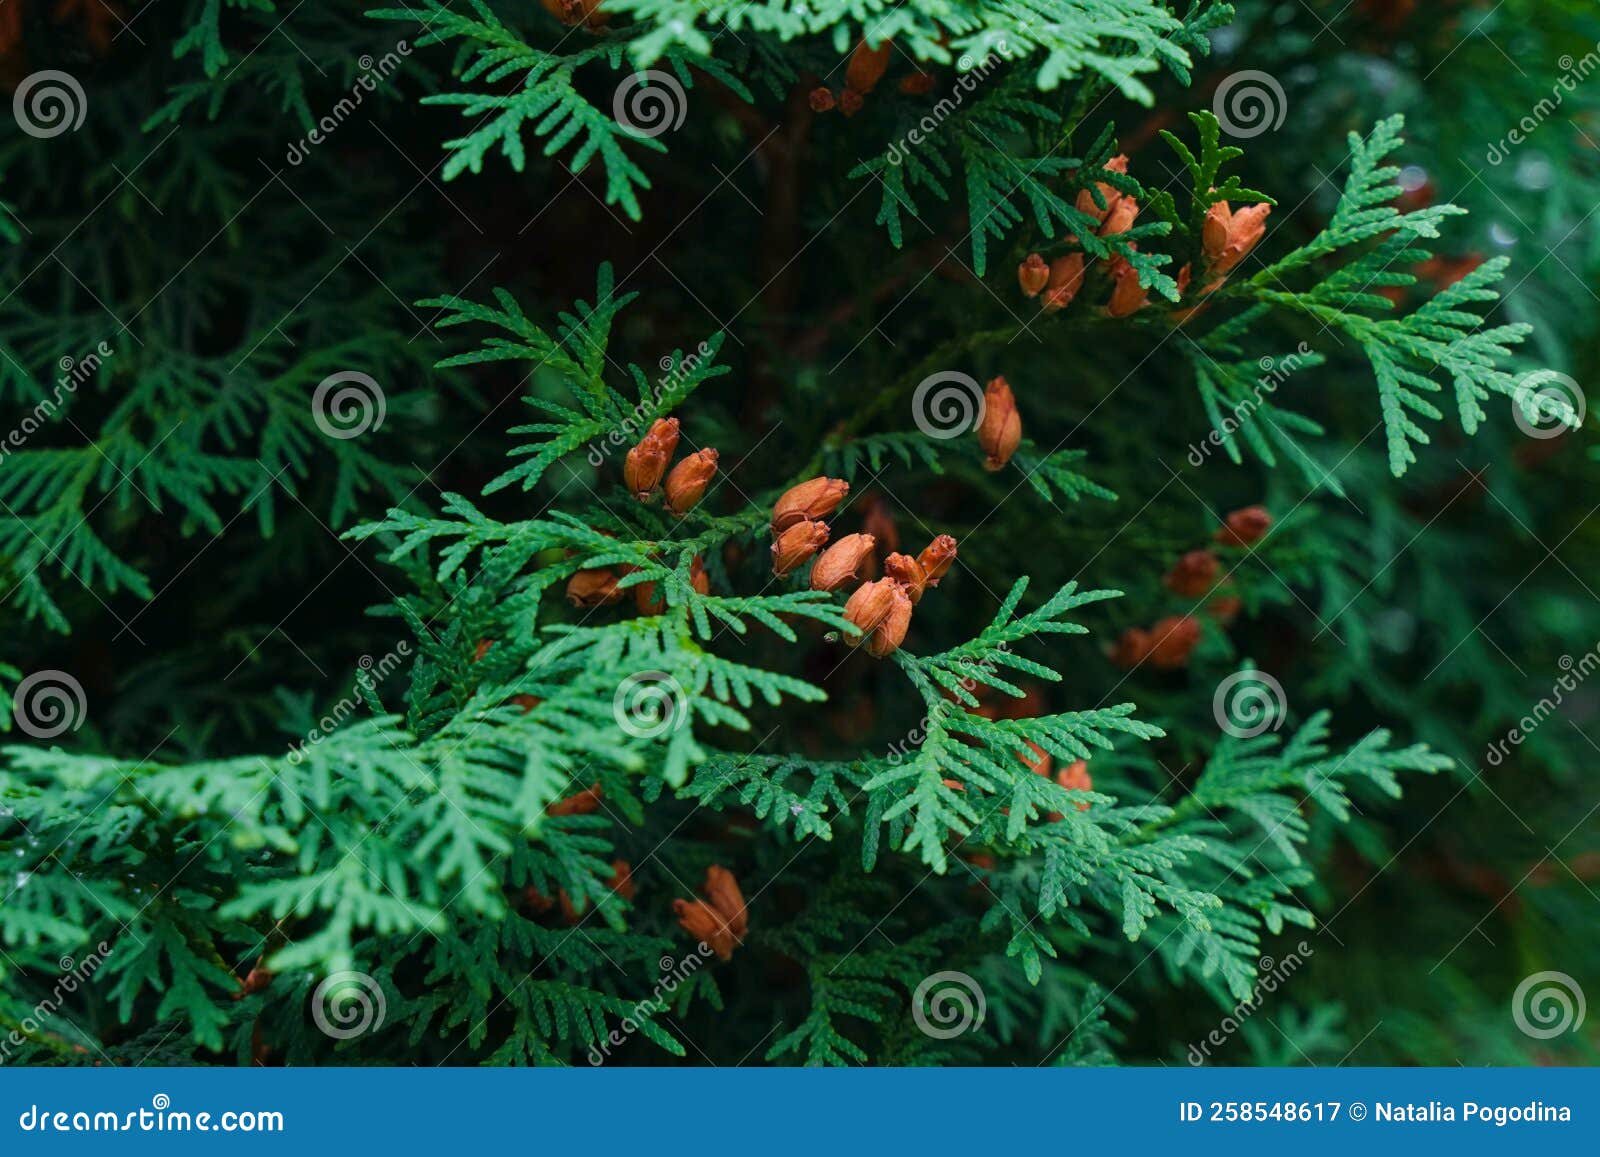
(768, 477, 958, 659)
(809, 38, 935, 117)
(672, 865, 747, 960)
(1110, 505, 1273, 670)
(1016, 154, 1271, 321)
(564, 418, 719, 609)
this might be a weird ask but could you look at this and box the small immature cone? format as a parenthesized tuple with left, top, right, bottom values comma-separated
(1215, 505, 1273, 547)
(508, 694, 542, 713)
(808, 86, 836, 113)
(838, 88, 864, 117)
(772, 476, 849, 532)
(1105, 256, 1149, 318)
(1163, 549, 1220, 598)
(845, 39, 892, 94)
(865, 582, 914, 658)
(841, 578, 899, 646)
(773, 520, 830, 578)
(605, 860, 637, 902)
(977, 376, 1021, 471)
(883, 552, 927, 603)
(1147, 615, 1202, 670)
(702, 865, 748, 942)
(567, 568, 621, 607)
(917, 534, 958, 587)
(1048, 759, 1093, 820)
(623, 418, 679, 500)
(810, 533, 877, 591)
(473, 638, 494, 662)
(1041, 254, 1086, 312)
(547, 783, 603, 817)
(1074, 154, 1129, 224)
(664, 448, 718, 515)
(1098, 195, 1139, 238)
(1109, 627, 1152, 669)
(1017, 253, 1050, 299)
(1202, 201, 1271, 275)
(674, 899, 739, 960)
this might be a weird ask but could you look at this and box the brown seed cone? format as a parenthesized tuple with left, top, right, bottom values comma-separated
(1163, 549, 1221, 598)
(1041, 254, 1086, 312)
(663, 448, 718, 515)
(1215, 504, 1273, 547)
(899, 70, 935, 95)
(702, 865, 748, 941)
(977, 376, 1021, 471)
(808, 86, 836, 113)
(566, 568, 622, 607)
(1105, 256, 1149, 318)
(547, 783, 603, 817)
(1147, 615, 1202, 670)
(772, 476, 849, 531)
(809, 533, 877, 591)
(623, 417, 680, 499)
(1017, 253, 1050, 298)
(838, 87, 864, 117)
(845, 38, 892, 94)
(1074, 154, 1129, 223)
(1203, 201, 1271, 275)
(841, 578, 899, 646)
(865, 582, 913, 658)
(673, 899, 739, 960)
(917, 534, 958, 587)
(772, 520, 830, 578)
(1098, 195, 1139, 238)
(883, 552, 927, 603)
